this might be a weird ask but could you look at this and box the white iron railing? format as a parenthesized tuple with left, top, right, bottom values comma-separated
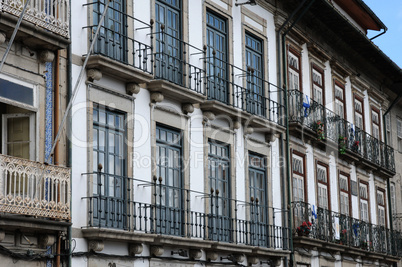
(1, 0, 70, 38)
(0, 154, 70, 220)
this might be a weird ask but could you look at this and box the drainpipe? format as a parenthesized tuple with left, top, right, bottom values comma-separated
(383, 88, 402, 264)
(67, 0, 72, 265)
(54, 49, 61, 267)
(276, 1, 315, 266)
(369, 28, 387, 41)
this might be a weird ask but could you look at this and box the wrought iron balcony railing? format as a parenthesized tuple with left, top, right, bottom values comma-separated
(2, 0, 70, 38)
(83, 172, 289, 250)
(288, 90, 395, 173)
(86, 12, 153, 75)
(292, 201, 402, 257)
(0, 154, 71, 220)
(86, 3, 285, 127)
(205, 56, 285, 126)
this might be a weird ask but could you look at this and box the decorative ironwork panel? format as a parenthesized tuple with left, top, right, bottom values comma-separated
(0, 154, 71, 219)
(2, 0, 70, 38)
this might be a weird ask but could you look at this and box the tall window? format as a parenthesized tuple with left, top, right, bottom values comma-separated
(334, 82, 345, 119)
(371, 108, 381, 141)
(156, 125, 182, 235)
(292, 153, 305, 202)
(245, 33, 264, 116)
(93, 0, 126, 61)
(317, 163, 329, 210)
(248, 153, 267, 246)
(208, 141, 231, 241)
(206, 11, 228, 103)
(312, 66, 324, 105)
(92, 105, 126, 228)
(339, 173, 350, 215)
(377, 189, 386, 227)
(354, 96, 364, 130)
(385, 114, 392, 146)
(155, 0, 182, 84)
(288, 49, 301, 91)
(397, 118, 402, 152)
(391, 183, 396, 227)
(359, 181, 369, 222)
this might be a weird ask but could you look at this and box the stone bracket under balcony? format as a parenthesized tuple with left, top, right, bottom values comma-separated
(85, 55, 153, 85)
(201, 100, 285, 135)
(82, 228, 290, 258)
(147, 80, 207, 104)
(293, 236, 400, 263)
(0, 214, 71, 234)
(0, 13, 70, 51)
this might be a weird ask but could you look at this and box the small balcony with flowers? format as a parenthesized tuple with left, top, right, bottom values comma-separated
(292, 201, 402, 264)
(0, 0, 70, 50)
(81, 171, 290, 264)
(288, 90, 395, 178)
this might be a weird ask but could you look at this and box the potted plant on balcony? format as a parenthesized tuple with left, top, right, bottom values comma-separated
(296, 221, 312, 236)
(339, 136, 347, 154)
(313, 120, 325, 140)
(340, 229, 347, 245)
(351, 140, 359, 153)
(360, 240, 373, 250)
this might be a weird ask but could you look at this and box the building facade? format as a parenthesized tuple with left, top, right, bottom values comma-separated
(0, 0, 71, 266)
(1, 0, 401, 266)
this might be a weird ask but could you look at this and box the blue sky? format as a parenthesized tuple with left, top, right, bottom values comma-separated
(365, 0, 402, 68)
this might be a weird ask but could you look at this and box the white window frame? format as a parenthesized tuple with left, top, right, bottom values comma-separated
(339, 173, 349, 215)
(292, 153, 305, 202)
(354, 98, 364, 130)
(359, 182, 369, 222)
(377, 189, 386, 227)
(371, 109, 380, 140)
(2, 113, 36, 161)
(312, 67, 324, 105)
(317, 163, 329, 209)
(288, 51, 300, 91)
(334, 83, 345, 119)
(397, 118, 402, 152)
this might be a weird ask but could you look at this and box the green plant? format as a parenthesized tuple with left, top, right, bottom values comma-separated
(339, 136, 347, 154)
(313, 120, 325, 140)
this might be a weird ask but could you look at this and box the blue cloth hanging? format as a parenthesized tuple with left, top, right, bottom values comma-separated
(312, 205, 317, 219)
(303, 95, 310, 117)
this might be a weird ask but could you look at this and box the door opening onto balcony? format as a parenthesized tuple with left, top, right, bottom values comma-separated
(206, 11, 228, 104)
(208, 141, 231, 242)
(155, 0, 183, 85)
(248, 153, 268, 246)
(245, 33, 264, 116)
(155, 125, 183, 236)
(93, 0, 127, 63)
(92, 105, 126, 229)
(0, 103, 36, 197)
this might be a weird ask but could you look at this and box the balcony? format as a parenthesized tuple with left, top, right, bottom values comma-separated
(292, 201, 402, 261)
(201, 57, 285, 132)
(84, 2, 285, 132)
(288, 90, 395, 176)
(0, 0, 70, 50)
(0, 154, 70, 220)
(82, 172, 290, 257)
